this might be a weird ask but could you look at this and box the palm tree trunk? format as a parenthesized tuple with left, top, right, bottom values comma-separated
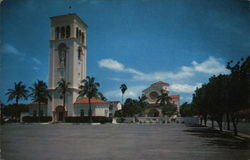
(200, 116, 203, 126)
(204, 115, 207, 126)
(88, 98, 92, 123)
(226, 112, 230, 130)
(122, 94, 124, 104)
(16, 98, 19, 122)
(211, 119, 214, 128)
(38, 102, 41, 123)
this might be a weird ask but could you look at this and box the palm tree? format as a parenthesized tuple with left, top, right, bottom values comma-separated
(78, 76, 102, 123)
(56, 79, 70, 111)
(29, 80, 51, 123)
(120, 84, 127, 104)
(5, 81, 29, 121)
(138, 95, 148, 110)
(156, 89, 172, 106)
(138, 95, 147, 103)
(99, 92, 107, 101)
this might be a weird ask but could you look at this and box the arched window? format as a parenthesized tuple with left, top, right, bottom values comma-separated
(58, 43, 67, 68)
(55, 27, 60, 39)
(78, 47, 82, 60)
(78, 30, 81, 41)
(76, 27, 78, 38)
(66, 26, 70, 38)
(61, 26, 65, 39)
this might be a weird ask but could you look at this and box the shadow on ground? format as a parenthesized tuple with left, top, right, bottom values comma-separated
(183, 125, 250, 150)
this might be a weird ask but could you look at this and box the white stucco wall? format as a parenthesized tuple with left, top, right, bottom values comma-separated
(48, 14, 87, 117)
(74, 102, 121, 117)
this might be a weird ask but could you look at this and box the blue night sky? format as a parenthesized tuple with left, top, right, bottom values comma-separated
(0, 0, 250, 104)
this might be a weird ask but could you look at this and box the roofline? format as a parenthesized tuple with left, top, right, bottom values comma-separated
(50, 13, 88, 28)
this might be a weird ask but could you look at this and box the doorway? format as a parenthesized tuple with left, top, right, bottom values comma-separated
(54, 106, 66, 122)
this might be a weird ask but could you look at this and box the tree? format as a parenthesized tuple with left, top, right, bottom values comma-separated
(180, 102, 195, 117)
(161, 104, 177, 117)
(191, 56, 250, 134)
(78, 76, 102, 123)
(206, 75, 228, 131)
(29, 80, 51, 123)
(56, 79, 70, 112)
(138, 95, 148, 116)
(5, 81, 29, 121)
(192, 84, 208, 126)
(156, 89, 172, 106)
(122, 98, 141, 117)
(120, 84, 127, 104)
(99, 92, 107, 101)
(226, 57, 250, 135)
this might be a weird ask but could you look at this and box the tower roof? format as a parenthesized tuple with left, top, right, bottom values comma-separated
(169, 95, 180, 99)
(75, 97, 121, 104)
(50, 13, 88, 28)
(152, 81, 169, 86)
(75, 97, 108, 104)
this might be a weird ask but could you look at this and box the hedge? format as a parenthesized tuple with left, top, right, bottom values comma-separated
(22, 116, 52, 123)
(65, 116, 112, 123)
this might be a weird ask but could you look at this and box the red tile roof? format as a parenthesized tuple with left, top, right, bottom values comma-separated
(108, 101, 120, 104)
(29, 101, 46, 105)
(75, 97, 110, 104)
(170, 95, 180, 99)
(153, 81, 169, 85)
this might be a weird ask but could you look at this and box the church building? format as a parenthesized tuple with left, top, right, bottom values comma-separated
(28, 14, 121, 122)
(142, 81, 180, 117)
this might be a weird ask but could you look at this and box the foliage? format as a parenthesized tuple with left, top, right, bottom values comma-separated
(98, 92, 107, 101)
(120, 84, 127, 104)
(56, 78, 70, 111)
(78, 76, 103, 122)
(114, 110, 124, 117)
(156, 89, 172, 106)
(115, 96, 149, 117)
(122, 98, 140, 117)
(1, 104, 29, 121)
(161, 104, 177, 117)
(192, 56, 250, 135)
(29, 80, 51, 122)
(5, 81, 29, 120)
(180, 102, 195, 117)
(65, 116, 112, 123)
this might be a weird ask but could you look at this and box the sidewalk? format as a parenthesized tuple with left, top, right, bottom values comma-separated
(205, 125, 250, 141)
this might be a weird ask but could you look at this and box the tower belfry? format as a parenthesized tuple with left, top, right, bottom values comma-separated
(48, 14, 88, 121)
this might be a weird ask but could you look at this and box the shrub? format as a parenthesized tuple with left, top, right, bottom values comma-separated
(116, 117, 125, 123)
(65, 116, 112, 123)
(22, 116, 52, 123)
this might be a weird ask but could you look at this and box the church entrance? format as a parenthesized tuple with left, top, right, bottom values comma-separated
(145, 107, 162, 117)
(54, 106, 67, 122)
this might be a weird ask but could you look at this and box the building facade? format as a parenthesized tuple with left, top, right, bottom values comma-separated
(28, 14, 121, 122)
(47, 14, 88, 121)
(142, 81, 180, 117)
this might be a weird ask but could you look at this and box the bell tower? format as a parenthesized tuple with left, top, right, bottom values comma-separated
(48, 14, 87, 120)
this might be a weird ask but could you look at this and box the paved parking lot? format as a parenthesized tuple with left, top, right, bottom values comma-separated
(1, 123, 249, 160)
